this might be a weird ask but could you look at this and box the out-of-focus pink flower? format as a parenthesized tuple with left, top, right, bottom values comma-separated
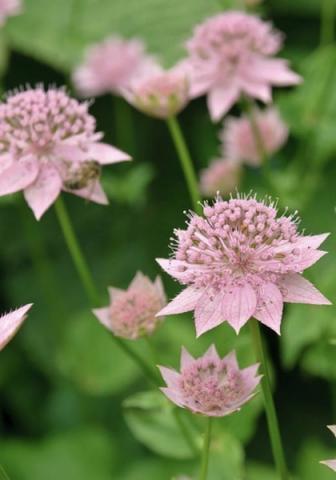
(321, 426, 336, 471)
(185, 11, 302, 121)
(0, 87, 131, 219)
(0, 0, 21, 26)
(200, 158, 241, 197)
(156, 195, 330, 337)
(220, 107, 288, 166)
(0, 304, 32, 350)
(73, 36, 156, 97)
(93, 272, 166, 340)
(159, 345, 261, 416)
(122, 62, 189, 119)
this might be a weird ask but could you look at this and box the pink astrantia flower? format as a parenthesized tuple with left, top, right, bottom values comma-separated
(321, 426, 336, 472)
(156, 195, 331, 336)
(220, 107, 288, 166)
(122, 62, 189, 119)
(0, 304, 33, 350)
(73, 36, 155, 97)
(185, 11, 302, 121)
(93, 272, 166, 340)
(159, 345, 261, 416)
(0, 0, 21, 26)
(0, 87, 131, 219)
(200, 158, 242, 197)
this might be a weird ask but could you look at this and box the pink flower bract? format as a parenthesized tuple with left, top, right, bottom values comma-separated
(0, 87, 131, 219)
(122, 62, 189, 119)
(0, 0, 21, 26)
(220, 107, 288, 166)
(93, 272, 166, 340)
(200, 158, 242, 197)
(156, 195, 331, 336)
(0, 304, 33, 350)
(73, 36, 155, 97)
(321, 426, 336, 471)
(185, 11, 302, 121)
(159, 345, 261, 416)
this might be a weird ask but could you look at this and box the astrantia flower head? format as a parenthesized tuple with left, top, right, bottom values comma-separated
(73, 36, 155, 97)
(0, 304, 32, 350)
(0, 0, 21, 26)
(185, 11, 302, 121)
(321, 426, 336, 471)
(220, 107, 288, 166)
(122, 62, 189, 119)
(159, 345, 261, 416)
(93, 272, 166, 340)
(200, 158, 241, 197)
(157, 194, 330, 336)
(0, 86, 131, 219)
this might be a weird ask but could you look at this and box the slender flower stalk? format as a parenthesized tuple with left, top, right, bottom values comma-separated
(250, 319, 288, 479)
(199, 417, 212, 480)
(320, 0, 335, 46)
(53, 197, 159, 385)
(166, 116, 201, 213)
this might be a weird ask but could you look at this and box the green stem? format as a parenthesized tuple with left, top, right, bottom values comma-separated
(0, 465, 10, 480)
(54, 197, 99, 306)
(166, 116, 201, 213)
(198, 417, 212, 480)
(250, 319, 288, 480)
(320, 0, 335, 46)
(54, 196, 159, 385)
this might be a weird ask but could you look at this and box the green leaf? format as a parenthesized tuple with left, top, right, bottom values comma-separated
(5, 0, 229, 73)
(0, 427, 117, 480)
(56, 310, 139, 394)
(123, 390, 201, 459)
(245, 462, 278, 480)
(206, 431, 244, 480)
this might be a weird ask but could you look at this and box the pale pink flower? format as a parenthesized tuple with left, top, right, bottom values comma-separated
(321, 426, 336, 471)
(122, 62, 189, 119)
(159, 345, 261, 416)
(200, 158, 242, 197)
(185, 11, 302, 121)
(93, 272, 166, 340)
(0, 304, 32, 350)
(0, 0, 21, 26)
(220, 107, 288, 166)
(73, 36, 155, 97)
(0, 87, 131, 219)
(156, 195, 330, 336)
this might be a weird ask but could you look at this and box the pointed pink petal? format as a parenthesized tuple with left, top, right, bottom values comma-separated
(180, 346, 195, 368)
(158, 366, 181, 388)
(223, 350, 239, 370)
(160, 387, 185, 408)
(129, 271, 150, 290)
(88, 142, 131, 164)
(222, 284, 257, 334)
(203, 344, 220, 362)
(0, 304, 33, 350)
(156, 286, 203, 317)
(207, 85, 239, 121)
(156, 258, 191, 283)
(293, 233, 330, 250)
(320, 460, 336, 471)
(0, 156, 38, 196)
(66, 181, 109, 205)
(24, 163, 62, 220)
(154, 276, 166, 304)
(293, 249, 327, 270)
(195, 291, 224, 337)
(278, 273, 331, 305)
(92, 307, 112, 331)
(53, 143, 86, 162)
(240, 80, 272, 103)
(248, 57, 302, 86)
(254, 283, 283, 334)
(108, 287, 125, 302)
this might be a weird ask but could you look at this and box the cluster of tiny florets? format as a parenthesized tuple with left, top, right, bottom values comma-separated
(180, 356, 243, 413)
(0, 87, 98, 156)
(172, 197, 299, 290)
(187, 12, 282, 66)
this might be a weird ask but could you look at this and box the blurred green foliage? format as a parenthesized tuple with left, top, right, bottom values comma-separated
(0, 0, 336, 479)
